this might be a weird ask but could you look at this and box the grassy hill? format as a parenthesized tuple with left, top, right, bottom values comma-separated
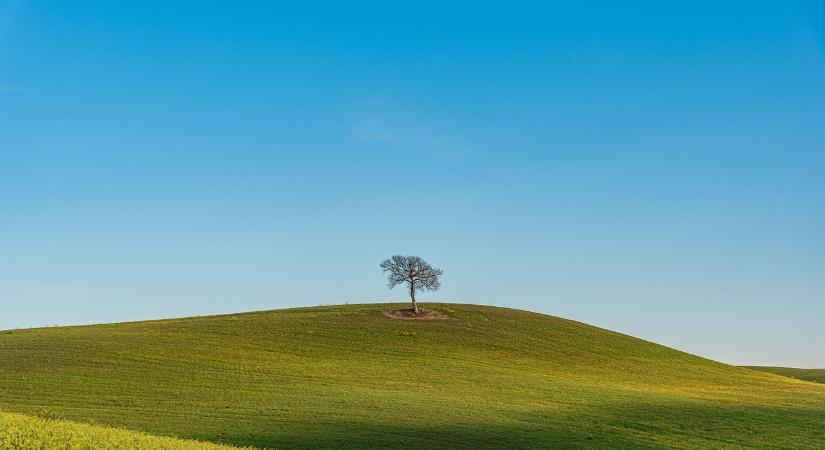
(1, 303, 823, 449)
(744, 366, 825, 384)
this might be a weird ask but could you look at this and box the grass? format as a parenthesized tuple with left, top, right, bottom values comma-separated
(0, 410, 240, 449)
(744, 366, 825, 384)
(1, 303, 824, 449)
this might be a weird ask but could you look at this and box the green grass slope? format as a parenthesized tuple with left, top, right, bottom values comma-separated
(1, 303, 824, 449)
(744, 366, 825, 384)
(0, 410, 240, 449)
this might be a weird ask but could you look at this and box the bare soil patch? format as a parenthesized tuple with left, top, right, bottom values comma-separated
(381, 308, 449, 320)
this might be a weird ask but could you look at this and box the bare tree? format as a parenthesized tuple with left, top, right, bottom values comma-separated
(379, 255, 443, 314)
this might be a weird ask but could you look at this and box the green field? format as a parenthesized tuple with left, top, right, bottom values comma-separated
(0, 410, 240, 450)
(1, 303, 824, 449)
(744, 366, 825, 384)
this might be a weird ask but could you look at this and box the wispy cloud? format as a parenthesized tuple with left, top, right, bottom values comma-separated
(0, 82, 30, 94)
(347, 97, 481, 162)
(0, 279, 94, 298)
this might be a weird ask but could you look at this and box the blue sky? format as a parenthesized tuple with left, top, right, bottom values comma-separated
(1, 1, 824, 367)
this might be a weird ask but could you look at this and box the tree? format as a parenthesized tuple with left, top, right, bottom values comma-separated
(379, 255, 443, 314)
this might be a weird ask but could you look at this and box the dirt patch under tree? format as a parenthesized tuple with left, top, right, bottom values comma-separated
(381, 308, 450, 320)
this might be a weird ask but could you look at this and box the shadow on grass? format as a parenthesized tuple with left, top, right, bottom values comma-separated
(196, 398, 825, 449)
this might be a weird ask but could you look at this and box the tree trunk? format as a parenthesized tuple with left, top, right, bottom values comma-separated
(410, 282, 418, 314)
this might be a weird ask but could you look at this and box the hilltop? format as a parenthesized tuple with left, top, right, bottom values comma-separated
(1, 303, 823, 448)
(745, 366, 825, 384)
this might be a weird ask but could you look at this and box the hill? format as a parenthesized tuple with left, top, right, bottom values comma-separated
(744, 366, 825, 384)
(0, 303, 823, 449)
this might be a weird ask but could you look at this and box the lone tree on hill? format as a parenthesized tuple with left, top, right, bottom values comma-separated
(379, 255, 443, 314)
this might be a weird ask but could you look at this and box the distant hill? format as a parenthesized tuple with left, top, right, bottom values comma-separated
(744, 366, 825, 384)
(1, 303, 823, 449)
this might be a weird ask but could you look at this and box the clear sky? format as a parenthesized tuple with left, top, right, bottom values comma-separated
(1, 1, 824, 367)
